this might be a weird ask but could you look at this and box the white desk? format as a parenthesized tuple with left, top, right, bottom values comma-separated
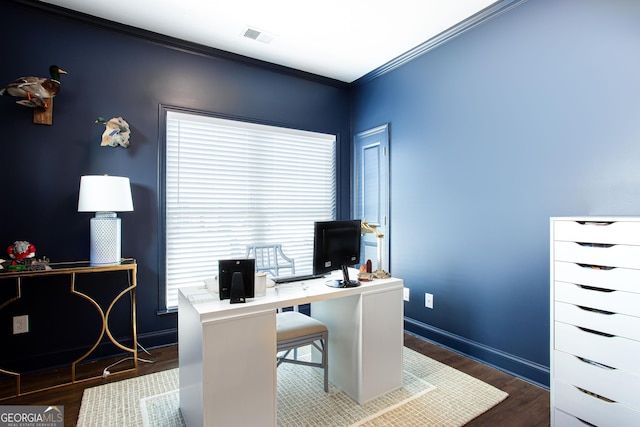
(178, 270, 404, 427)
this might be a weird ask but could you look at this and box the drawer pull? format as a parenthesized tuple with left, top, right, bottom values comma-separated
(576, 386, 615, 403)
(576, 221, 613, 226)
(577, 326, 615, 337)
(576, 418, 597, 427)
(577, 305, 615, 315)
(578, 284, 614, 293)
(577, 242, 614, 248)
(576, 356, 615, 370)
(577, 263, 614, 271)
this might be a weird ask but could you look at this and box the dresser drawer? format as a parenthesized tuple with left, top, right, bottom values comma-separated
(554, 282, 640, 319)
(553, 408, 596, 427)
(555, 302, 640, 341)
(554, 219, 640, 245)
(554, 261, 640, 294)
(553, 379, 640, 427)
(554, 322, 640, 374)
(554, 241, 640, 269)
(554, 350, 640, 410)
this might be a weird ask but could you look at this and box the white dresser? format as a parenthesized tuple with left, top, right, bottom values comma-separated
(551, 217, 640, 426)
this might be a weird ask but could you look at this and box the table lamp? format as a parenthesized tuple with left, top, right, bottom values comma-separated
(78, 175, 134, 265)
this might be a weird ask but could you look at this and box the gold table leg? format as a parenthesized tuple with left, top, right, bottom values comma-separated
(71, 269, 138, 379)
(70, 272, 107, 382)
(0, 262, 138, 399)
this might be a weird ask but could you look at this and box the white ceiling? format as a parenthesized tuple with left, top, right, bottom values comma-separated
(41, 0, 500, 83)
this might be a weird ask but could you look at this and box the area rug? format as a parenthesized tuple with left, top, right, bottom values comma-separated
(77, 347, 508, 426)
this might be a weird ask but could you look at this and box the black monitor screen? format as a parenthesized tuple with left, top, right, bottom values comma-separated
(313, 220, 361, 287)
(219, 259, 255, 302)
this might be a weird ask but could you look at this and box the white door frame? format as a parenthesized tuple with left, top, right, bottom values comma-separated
(353, 124, 390, 273)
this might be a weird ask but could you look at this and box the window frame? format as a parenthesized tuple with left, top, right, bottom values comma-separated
(157, 105, 343, 313)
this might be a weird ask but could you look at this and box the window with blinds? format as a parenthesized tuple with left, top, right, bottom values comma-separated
(164, 111, 337, 309)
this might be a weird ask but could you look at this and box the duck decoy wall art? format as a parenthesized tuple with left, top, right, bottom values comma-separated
(0, 65, 68, 125)
(96, 117, 131, 148)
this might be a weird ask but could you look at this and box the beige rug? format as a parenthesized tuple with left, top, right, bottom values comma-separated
(77, 347, 508, 426)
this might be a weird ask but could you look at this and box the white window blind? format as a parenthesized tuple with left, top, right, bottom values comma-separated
(165, 111, 337, 308)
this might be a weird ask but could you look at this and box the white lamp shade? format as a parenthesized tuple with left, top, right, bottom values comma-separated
(78, 175, 134, 212)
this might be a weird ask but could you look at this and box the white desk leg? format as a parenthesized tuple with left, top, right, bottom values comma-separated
(179, 294, 205, 427)
(360, 287, 404, 402)
(179, 298, 277, 427)
(202, 310, 276, 426)
(312, 294, 360, 400)
(312, 285, 403, 404)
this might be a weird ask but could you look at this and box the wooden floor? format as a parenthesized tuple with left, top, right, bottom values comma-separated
(0, 346, 179, 427)
(404, 334, 550, 427)
(1, 333, 549, 426)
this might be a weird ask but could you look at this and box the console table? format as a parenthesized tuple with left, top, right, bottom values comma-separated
(0, 259, 138, 399)
(179, 270, 404, 427)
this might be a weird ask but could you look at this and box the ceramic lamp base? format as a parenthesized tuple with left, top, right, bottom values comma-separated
(90, 212, 122, 265)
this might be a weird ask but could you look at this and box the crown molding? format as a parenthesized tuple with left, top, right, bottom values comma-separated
(354, 0, 528, 86)
(12, 0, 350, 89)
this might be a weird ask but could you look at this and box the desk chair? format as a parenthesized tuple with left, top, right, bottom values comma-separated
(276, 311, 329, 392)
(247, 243, 303, 313)
(246, 244, 295, 277)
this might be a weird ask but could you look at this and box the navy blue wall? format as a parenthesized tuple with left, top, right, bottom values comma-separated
(1, 1, 350, 370)
(353, 0, 640, 386)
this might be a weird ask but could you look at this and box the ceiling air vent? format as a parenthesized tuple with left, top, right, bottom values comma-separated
(244, 28, 261, 40)
(242, 27, 275, 44)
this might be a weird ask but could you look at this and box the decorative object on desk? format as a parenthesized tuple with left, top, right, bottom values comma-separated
(358, 261, 374, 281)
(0, 258, 17, 270)
(374, 270, 391, 279)
(28, 257, 51, 271)
(357, 272, 373, 281)
(204, 277, 218, 293)
(78, 175, 134, 265)
(6, 240, 36, 270)
(361, 220, 391, 278)
(218, 259, 255, 302)
(7, 240, 36, 261)
(0, 65, 67, 125)
(96, 117, 131, 148)
(255, 272, 267, 297)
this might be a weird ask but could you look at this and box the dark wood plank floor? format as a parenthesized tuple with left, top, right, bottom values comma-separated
(0, 345, 179, 427)
(404, 333, 550, 427)
(1, 334, 549, 426)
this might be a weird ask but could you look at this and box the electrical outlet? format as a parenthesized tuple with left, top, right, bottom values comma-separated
(403, 287, 410, 302)
(13, 315, 29, 334)
(424, 293, 433, 309)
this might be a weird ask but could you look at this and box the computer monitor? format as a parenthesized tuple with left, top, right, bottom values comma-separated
(313, 219, 362, 288)
(219, 259, 255, 303)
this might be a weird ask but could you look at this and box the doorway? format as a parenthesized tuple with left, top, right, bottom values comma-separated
(353, 124, 390, 273)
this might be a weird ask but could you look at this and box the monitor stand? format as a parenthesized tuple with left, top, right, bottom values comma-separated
(325, 264, 361, 288)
